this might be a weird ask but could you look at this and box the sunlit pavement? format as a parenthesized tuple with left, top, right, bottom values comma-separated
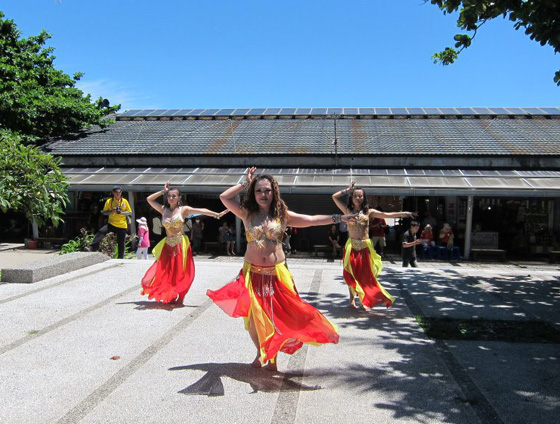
(0, 248, 558, 423)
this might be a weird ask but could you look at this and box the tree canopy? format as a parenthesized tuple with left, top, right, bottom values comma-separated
(0, 11, 119, 142)
(0, 11, 119, 234)
(430, 0, 560, 86)
(0, 130, 68, 229)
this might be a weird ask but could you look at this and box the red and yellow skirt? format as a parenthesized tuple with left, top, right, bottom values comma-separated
(343, 238, 395, 308)
(141, 234, 195, 303)
(207, 262, 339, 364)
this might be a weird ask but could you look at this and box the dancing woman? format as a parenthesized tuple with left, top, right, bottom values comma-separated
(141, 182, 228, 304)
(332, 182, 416, 309)
(208, 167, 354, 371)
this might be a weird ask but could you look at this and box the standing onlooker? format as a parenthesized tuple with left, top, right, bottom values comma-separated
(190, 216, 204, 255)
(402, 221, 422, 268)
(90, 186, 132, 259)
(370, 208, 387, 258)
(225, 223, 236, 255)
(136, 217, 150, 259)
(218, 221, 229, 254)
(152, 215, 163, 245)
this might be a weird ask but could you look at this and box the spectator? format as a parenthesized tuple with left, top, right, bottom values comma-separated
(439, 222, 454, 250)
(190, 217, 204, 255)
(218, 221, 229, 254)
(225, 224, 236, 255)
(328, 224, 342, 257)
(402, 221, 422, 268)
(90, 186, 132, 259)
(370, 208, 387, 258)
(419, 224, 435, 259)
(152, 215, 163, 244)
(136, 217, 150, 259)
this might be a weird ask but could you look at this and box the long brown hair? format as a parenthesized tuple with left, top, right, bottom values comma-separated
(242, 173, 288, 224)
(346, 187, 369, 214)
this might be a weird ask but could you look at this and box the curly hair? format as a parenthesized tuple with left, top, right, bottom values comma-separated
(346, 186, 369, 214)
(241, 173, 288, 224)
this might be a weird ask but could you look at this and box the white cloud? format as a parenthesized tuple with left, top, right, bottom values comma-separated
(76, 79, 160, 111)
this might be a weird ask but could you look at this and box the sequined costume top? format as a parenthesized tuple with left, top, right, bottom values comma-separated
(347, 211, 370, 241)
(245, 217, 284, 249)
(162, 211, 184, 246)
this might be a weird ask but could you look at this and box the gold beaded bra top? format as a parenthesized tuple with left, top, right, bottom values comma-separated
(347, 211, 369, 229)
(246, 216, 284, 249)
(162, 210, 184, 246)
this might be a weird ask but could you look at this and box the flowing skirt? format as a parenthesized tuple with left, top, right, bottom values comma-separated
(343, 238, 395, 308)
(141, 235, 195, 303)
(207, 262, 339, 363)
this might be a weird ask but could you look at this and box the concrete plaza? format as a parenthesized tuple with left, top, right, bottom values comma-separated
(0, 246, 559, 423)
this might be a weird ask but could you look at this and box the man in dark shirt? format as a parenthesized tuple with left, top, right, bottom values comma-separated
(402, 221, 422, 268)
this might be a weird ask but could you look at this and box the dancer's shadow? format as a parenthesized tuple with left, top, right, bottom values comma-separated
(116, 300, 187, 311)
(169, 362, 322, 396)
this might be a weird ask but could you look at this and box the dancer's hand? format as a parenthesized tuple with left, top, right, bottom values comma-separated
(218, 209, 229, 218)
(403, 211, 417, 218)
(341, 213, 358, 223)
(247, 167, 256, 185)
(163, 181, 170, 193)
(345, 181, 355, 192)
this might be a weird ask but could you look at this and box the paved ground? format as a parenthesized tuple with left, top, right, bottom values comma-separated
(0, 245, 559, 424)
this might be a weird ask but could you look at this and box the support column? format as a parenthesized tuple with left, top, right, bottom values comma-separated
(128, 191, 136, 236)
(464, 195, 474, 260)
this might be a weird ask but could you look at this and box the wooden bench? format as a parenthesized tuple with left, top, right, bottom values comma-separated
(471, 248, 506, 261)
(313, 244, 331, 256)
(549, 250, 560, 263)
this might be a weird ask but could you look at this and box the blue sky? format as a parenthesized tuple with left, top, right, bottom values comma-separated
(2, 0, 558, 111)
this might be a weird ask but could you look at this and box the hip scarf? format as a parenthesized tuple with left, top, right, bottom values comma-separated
(343, 238, 395, 308)
(141, 235, 195, 303)
(207, 261, 339, 363)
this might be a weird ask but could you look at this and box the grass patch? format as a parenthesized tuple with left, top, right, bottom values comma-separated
(415, 316, 560, 343)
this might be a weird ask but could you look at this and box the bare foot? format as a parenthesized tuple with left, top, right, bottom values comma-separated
(251, 356, 262, 368)
(266, 361, 278, 372)
(349, 302, 358, 309)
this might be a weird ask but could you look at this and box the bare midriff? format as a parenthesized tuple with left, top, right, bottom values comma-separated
(244, 243, 285, 267)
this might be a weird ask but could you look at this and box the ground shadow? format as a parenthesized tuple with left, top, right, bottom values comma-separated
(169, 362, 321, 396)
(116, 300, 187, 311)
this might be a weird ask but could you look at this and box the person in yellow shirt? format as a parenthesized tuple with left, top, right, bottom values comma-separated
(91, 186, 132, 258)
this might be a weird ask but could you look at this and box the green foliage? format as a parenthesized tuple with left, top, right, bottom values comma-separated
(0, 130, 69, 228)
(99, 232, 136, 259)
(0, 11, 120, 141)
(429, 0, 560, 85)
(59, 228, 94, 254)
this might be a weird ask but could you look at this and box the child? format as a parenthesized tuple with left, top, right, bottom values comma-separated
(136, 217, 150, 259)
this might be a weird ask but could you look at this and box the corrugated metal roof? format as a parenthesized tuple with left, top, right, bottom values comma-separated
(62, 167, 560, 197)
(47, 117, 560, 156)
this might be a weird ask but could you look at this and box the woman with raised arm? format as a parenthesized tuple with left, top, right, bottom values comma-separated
(332, 182, 416, 309)
(141, 182, 228, 305)
(207, 167, 354, 372)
